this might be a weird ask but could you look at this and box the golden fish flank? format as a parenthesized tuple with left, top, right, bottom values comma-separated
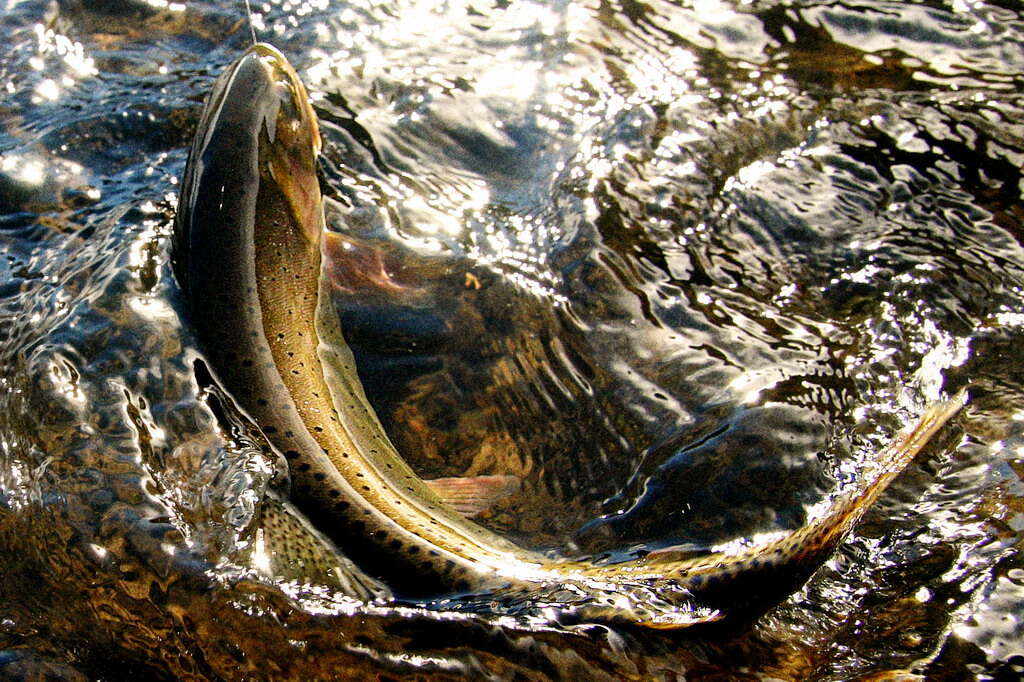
(171, 42, 965, 627)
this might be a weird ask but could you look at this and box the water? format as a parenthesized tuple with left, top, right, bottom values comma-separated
(1, 0, 1022, 678)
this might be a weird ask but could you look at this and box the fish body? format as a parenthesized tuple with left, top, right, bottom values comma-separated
(172, 43, 964, 627)
(172, 43, 532, 597)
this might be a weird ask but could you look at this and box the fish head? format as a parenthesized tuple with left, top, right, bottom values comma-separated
(173, 42, 324, 295)
(248, 43, 324, 250)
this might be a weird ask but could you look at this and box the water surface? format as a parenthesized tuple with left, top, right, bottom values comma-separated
(1, 0, 1023, 678)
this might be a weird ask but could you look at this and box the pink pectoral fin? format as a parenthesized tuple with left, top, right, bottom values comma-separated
(424, 475, 520, 518)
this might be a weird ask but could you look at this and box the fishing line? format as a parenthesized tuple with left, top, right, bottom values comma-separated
(243, 0, 258, 45)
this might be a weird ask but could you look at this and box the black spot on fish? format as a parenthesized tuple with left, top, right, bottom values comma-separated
(313, 473, 325, 481)
(297, 463, 310, 472)
(328, 489, 340, 498)
(334, 501, 349, 512)
(284, 450, 299, 459)
(257, 398, 268, 407)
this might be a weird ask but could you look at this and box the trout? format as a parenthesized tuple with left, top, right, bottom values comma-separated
(172, 43, 964, 627)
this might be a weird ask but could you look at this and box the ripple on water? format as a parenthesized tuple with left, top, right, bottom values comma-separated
(0, 0, 1023, 678)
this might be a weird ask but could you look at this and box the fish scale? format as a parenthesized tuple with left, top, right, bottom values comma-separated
(171, 42, 964, 627)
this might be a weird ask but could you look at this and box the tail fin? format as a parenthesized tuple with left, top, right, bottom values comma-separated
(784, 390, 967, 564)
(659, 391, 967, 621)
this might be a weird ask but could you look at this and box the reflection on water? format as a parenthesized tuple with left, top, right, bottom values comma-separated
(1, 0, 1023, 677)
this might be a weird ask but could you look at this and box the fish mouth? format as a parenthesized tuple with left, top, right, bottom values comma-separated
(173, 42, 323, 294)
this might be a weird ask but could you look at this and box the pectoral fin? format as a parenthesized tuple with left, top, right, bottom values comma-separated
(424, 475, 520, 518)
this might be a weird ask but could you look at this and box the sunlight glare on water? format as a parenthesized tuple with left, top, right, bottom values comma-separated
(0, 0, 1022, 678)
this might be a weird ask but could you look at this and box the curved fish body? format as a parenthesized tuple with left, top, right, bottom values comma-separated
(172, 43, 965, 627)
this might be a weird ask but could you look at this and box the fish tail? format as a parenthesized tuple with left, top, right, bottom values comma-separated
(793, 390, 968, 560)
(661, 391, 966, 620)
(553, 392, 966, 628)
